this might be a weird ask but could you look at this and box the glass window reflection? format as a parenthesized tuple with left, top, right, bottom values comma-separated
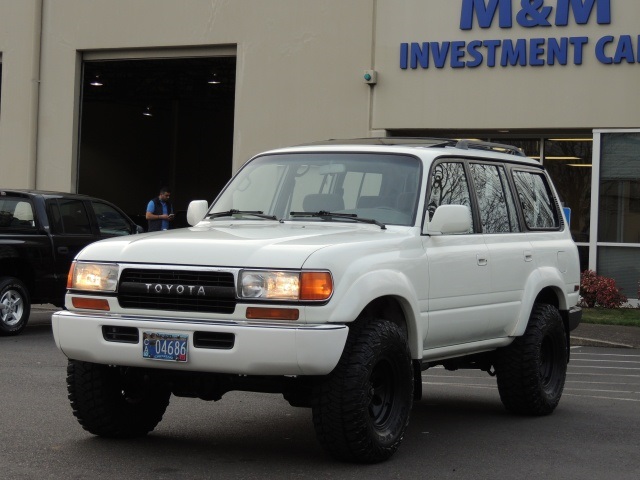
(598, 133, 640, 244)
(543, 138, 592, 243)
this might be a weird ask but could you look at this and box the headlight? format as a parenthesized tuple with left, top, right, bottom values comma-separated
(239, 270, 332, 301)
(67, 262, 119, 292)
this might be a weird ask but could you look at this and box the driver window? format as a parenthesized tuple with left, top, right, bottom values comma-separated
(92, 201, 132, 236)
(427, 161, 474, 233)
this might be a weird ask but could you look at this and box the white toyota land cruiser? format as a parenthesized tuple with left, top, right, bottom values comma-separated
(53, 138, 582, 463)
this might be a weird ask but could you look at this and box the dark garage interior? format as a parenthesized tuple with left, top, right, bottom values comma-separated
(79, 56, 236, 229)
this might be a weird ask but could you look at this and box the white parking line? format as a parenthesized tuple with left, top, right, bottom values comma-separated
(568, 372, 640, 378)
(569, 365, 640, 371)
(422, 381, 496, 390)
(572, 352, 640, 358)
(571, 358, 640, 364)
(564, 393, 640, 402)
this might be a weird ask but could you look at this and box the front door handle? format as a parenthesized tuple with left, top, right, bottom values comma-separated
(477, 254, 488, 266)
(524, 250, 533, 262)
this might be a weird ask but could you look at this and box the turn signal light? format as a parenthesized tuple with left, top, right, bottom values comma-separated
(246, 307, 299, 320)
(71, 297, 110, 311)
(300, 272, 333, 300)
(66, 262, 76, 289)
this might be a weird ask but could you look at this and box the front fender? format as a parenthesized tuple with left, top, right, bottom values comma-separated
(510, 267, 568, 337)
(324, 269, 424, 359)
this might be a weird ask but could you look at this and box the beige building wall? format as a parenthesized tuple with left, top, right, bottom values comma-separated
(0, 0, 375, 191)
(0, 0, 42, 188)
(373, 0, 640, 130)
(1, 1, 639, 192)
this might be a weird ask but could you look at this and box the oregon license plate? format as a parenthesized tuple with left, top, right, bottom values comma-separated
(143, 332, 188, 362)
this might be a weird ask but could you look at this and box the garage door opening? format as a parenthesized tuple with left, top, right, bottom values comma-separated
(79, 56, 236, 229)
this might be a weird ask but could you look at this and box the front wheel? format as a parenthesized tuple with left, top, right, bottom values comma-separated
(67, 360, 171, 438)
(494, 303, 567, 415)
(312, 318, 413, 463)
(0, 277, 31, 336)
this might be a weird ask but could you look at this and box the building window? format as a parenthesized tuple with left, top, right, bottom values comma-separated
(598, 132, 640, 243)
(543, 138, 592, 243)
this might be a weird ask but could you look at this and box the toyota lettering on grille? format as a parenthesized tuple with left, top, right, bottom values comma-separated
(146, 284, 207, 296)
(119, 281, 236, 298)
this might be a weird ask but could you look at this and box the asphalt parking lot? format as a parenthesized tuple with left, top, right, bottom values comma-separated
(1, 309, 639, 479)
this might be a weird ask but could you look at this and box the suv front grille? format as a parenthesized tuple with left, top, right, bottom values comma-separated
(118, 268, 236, 314)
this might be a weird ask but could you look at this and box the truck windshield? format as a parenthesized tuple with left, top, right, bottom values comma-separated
(211, 153, 422, 226)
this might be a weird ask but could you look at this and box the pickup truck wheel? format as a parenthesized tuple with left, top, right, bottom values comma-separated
(312, 318, 413, 463)
(0, 277, 31, 336)
(494, 303, 567, 416)
(67, 360, 171, 438)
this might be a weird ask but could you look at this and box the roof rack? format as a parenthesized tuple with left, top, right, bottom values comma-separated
(300, 137, 453, 147)
(454, 139, 526, 156)
(298, 137, 526, 156)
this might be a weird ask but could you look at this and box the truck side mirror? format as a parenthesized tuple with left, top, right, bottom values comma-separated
(187, 200, 209, 226)
(423, 204, 472, 235)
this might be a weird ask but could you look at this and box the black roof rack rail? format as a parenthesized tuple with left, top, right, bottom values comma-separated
(299, 137, 455, 147)
(296, 137, 526, 156)
(454, 140, 526, 157)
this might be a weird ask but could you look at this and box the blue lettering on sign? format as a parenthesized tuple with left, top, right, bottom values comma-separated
(516, 0, 553, 28)
(399, 36, 596, 69)
(555, 0, 611, 26)
(460, 0, 513, 29)
(596, 35, 640, 64)
(400, 1, 636, 69)
(460, 0, 611, 29)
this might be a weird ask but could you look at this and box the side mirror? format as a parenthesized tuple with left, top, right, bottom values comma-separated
(135, 224, 145, 234)
(187, 200, 209, 226)
(423, 204, 471, 235)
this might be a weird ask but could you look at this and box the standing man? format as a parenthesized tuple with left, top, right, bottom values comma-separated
(146, 186, 175, 232)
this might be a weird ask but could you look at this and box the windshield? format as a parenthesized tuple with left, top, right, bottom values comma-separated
(212, 152, 422, 226)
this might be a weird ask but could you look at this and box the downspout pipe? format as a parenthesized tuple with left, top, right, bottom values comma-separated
(28, 0, 44, 189)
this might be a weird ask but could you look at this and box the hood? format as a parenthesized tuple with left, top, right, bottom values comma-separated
(77, 220, 406, 269)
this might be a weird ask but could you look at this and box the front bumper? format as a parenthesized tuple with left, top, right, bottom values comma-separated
(52, 310, 348, 376)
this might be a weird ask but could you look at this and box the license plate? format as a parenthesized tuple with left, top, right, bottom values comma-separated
(143, 332, 188, 362)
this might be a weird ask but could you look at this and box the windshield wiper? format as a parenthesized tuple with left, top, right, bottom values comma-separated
(290, 211, 386, 230)
(206, 209, 278, 220)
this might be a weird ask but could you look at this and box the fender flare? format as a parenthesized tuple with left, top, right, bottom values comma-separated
(510, 267, 568, 337)
(325, 269, 424, 358)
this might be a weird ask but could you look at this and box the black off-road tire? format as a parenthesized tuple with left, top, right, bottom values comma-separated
(67, 360, 171, 438)
(494, 303, 567, 415)
(312, 318, 413, 463)
(0, 277, 31, 336)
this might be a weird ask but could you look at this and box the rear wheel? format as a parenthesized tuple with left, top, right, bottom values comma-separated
(0, 277, 31, 336)
(494, 303, 567, 415)
(67, 360, 171, 437)
(312, 317, 413, 463)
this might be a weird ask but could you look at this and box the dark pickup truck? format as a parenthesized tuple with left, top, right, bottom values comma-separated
(0, 189, 141, 335)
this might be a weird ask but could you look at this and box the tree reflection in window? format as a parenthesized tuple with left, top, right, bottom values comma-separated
(427, 162, 474, 233)
(513, 171, 559, 229)
(470, 163, 520, 233)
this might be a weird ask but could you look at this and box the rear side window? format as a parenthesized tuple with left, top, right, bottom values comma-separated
(0, 197, 36, 230)
(470, 163, 520, 233)
(56, 199, 92, 234)
(513, 170, 560, 229)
